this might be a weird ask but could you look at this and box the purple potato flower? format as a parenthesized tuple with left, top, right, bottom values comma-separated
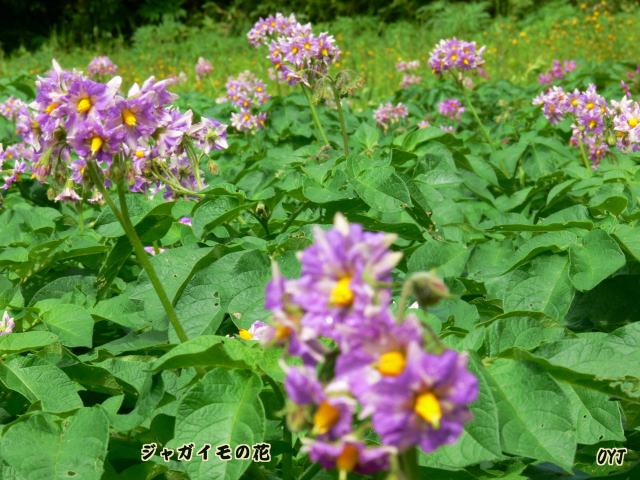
(304, 438, 392, 476)
(0, 311, 15, 335)
(87, 56, 118, 77)
(438, 98, 465, 120)
(429, 38, 485, 75)
(195, 57, 213, 81)
(367, 344, 478, 453)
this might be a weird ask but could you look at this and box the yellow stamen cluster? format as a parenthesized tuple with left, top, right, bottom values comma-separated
(45, 102, 59, 114)
(90, 136, 104, 155)
(238, 328, 253, 340)
(313, 401, 341, 435)
(77, 97, 92, 113)
(377, 351, 406, 376)
(329, 277, 354, 307)
(414, 392, 442, 429)
(336, 444, 359, 473)
(275, 325, 292, 341)
(628, 117, 639, 128)
(122, 109, 137, 127)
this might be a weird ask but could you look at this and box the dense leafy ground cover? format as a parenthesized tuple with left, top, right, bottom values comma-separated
(0, 4, 639, 480)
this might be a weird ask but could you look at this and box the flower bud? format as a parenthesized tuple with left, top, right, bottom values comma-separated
(208, 160, 219, 175)
(255, 202, 268, 217)
(409, 271, 449, 308)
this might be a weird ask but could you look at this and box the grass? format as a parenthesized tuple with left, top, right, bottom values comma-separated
(0, 0, 637, 103)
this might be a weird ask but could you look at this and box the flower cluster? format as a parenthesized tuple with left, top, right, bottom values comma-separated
(396, 59, 422, 89)
(0, 311, 14, 336)
(247, 13, 340, 86)
(438, 98, 465, 120)
(243, 214, 478, 477)
(428, 38, 485, 76)
(0, 96, 28, 122)
(195, 57, 213, 81)
(225, 71, 269, 132)
(87, 56, 118, 77)
(532, 84, 640, 168)
(620, 65, 640, 97)
(373, 102, 408, 131)
(0, 59, 228, 199)
(538, 59, 576, 85)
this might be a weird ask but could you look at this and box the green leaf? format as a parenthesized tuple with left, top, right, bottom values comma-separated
(589, 184, 627, 216)
(353, 122, 380, 149)
(569, 229, 625, 291)
(558, 384, 625, 445)
(0, 407, 109, 480)
(348, 157, 412, 213)
(170, 368, 265, 480)
(0, 357, 83, 413)
(532, 322, 640, 384)
(503, 231, 578, 273)
(503, 255, 575, 321)
(152, 335, 283, 381)
(170, 278, 221, 343)
(407, 238, 470, 278)
(94, 196, 174, 237)
(612, 224, 640, 262)
(192, 196, 257, 239)
(486, 358, 576, 472)
(421, 355, 503, 469)
(40, 303, 94, 348)
(485, 315, 565, 357)
(0, 331, 59, 354)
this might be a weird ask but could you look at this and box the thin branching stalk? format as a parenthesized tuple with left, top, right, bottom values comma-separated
(86, 160, 189, 343)
(451, 73, 496, 151)
(398, 448, 420, 479)
(302, 85, 330, 147)
(329, 79, 350, 156)
(577, 137, 593, 172)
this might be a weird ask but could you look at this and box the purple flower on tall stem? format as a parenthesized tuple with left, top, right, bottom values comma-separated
(87, 56, 118, 77)
(195, 57, 213, 81)
(374, 102, 409, 130)
(428, 38, 485, 75)
(367, 344, 478, 453)
(438, 98, 465, 120)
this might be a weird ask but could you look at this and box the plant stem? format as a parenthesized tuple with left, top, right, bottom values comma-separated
(577, 137, 592, 172)
(451, 72, 495, 151)
(398, 448, 420, 480)
(302, 85, 330, 147)
(281, 201, 309, 234)
(396, 279, 413, 322)
(86, 160, 189, 343)
(263, 375, 292, 480)
(329, 80, 350, 156)
(76, 201, 84, 233)
(299, 463, 321, 480)
(185, 140, 205, 190)
(462, 86, 495, 151)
